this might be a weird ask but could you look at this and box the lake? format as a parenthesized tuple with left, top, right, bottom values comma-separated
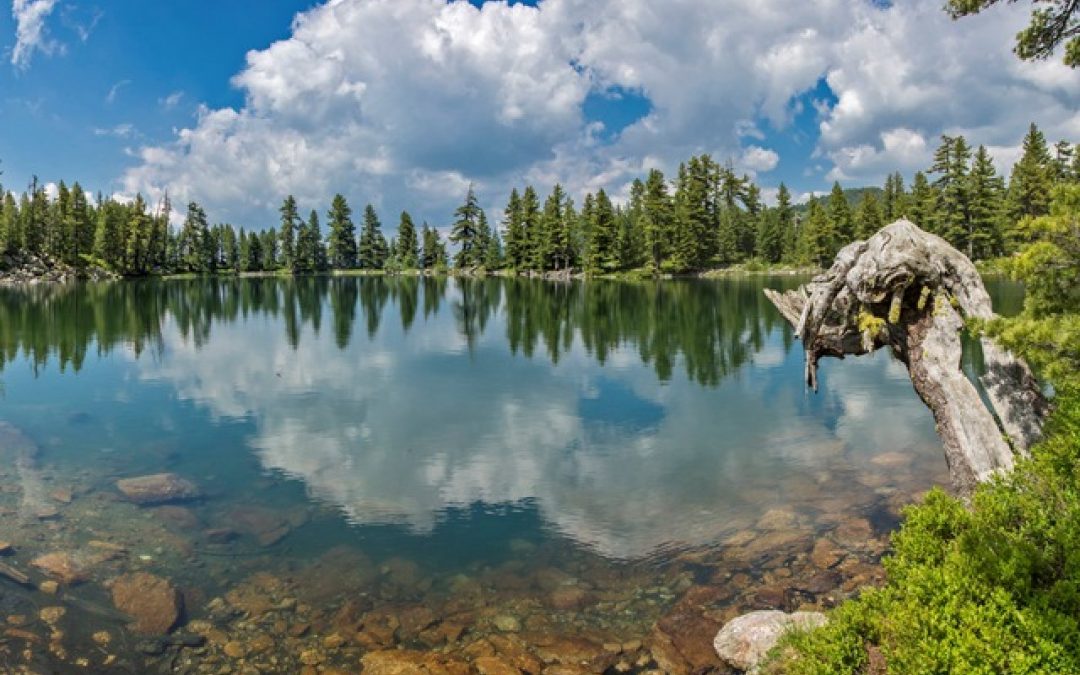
(0, 275, 1023, 673)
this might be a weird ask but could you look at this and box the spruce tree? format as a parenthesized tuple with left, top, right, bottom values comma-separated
(502, 188, 525, 269)
(909, 171, 939, 233)
(642, 169, 672, 274)
(1009, 123, 1055, 220)
(519, 186, 541, 270)
(775, 183, 796, 262)
(358, 204, 386, 270)
(586, 189, 619, 274)
(396, 211, 419, 269)
(450, 185, 482, 269)
(854, 192, 885, 240)
(279, 195, 299, 271)
(178, 201, 211, 273)
(966, 144, 1006, 259)
(827, 181, 854, 250)
(326, 194, 357, 269)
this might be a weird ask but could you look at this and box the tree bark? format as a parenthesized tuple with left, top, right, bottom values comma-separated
(764, 220, 1048, 494)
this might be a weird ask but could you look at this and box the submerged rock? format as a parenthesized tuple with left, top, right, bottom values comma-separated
(115, 473, 200, 505)
(111, 571, 183, 635)
(31, 552, 88, 585)
(713, 610, 827, 673)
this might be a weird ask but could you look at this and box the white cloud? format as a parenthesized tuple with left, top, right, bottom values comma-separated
(118, 0, 1080, 229)
(94, 123, 136, 138)
(10, 0, 59, 69)
(159, 91, 184, 109)
(105, 79, 130, 104)
(739, 145, 780, 174)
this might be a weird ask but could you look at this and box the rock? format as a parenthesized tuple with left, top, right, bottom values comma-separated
(115, 473, 200, 505)
(223, 640, 246, 658)
(111, 572, 183, 635)
(492, 614, 522, 632)
(31, 552, 88, 585)
(39, 607, 65, 624)
(474, 655, 522, 675)
(39, 580, 58, 595)
(756, 508, 798, 531)
(549, 586, 591, 611)
(226, 505, 292, 547)
(810, 538, 844, 569)
(0, 541, 12, 555)
(50, 488, 73, 504)
(153, 505, 201, 530)
(713, 610, 827, 673)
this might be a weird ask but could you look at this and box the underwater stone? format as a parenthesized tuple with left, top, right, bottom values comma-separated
(115, 473, 200, 505)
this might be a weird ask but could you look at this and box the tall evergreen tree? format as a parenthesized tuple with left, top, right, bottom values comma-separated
(450, 185, 482, 269)
(966, 144, 1006, 259)
(642, 169, 672, 274)
(586, 189, 619, 274)
(326, 194, 357, 269)
(279, 195, 299, 271)
(396, 211, 419, 269)
(178, 201, 211, 273)
(827, 181, 854, 249)
(358, 204, 387, 270)
(854, 192, 885, 240)
(1009, 122, 1055, 220)
(502, 188, 525, 269)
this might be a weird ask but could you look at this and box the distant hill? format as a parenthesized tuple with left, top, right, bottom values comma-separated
(792, 187, 883, 215)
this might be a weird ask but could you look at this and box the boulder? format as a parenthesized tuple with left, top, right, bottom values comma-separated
(116, 473, 200, 505)
(713, 610, 826, 673)
(111, 572, 183, 635)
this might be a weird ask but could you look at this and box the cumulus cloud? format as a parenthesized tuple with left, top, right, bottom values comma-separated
(739, 145, 780, 174)
(11, 0, 60, 69)
(118, 0, 1080, 230)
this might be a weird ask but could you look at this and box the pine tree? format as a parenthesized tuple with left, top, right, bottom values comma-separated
(450, 185, 482, 269)
(827, 181, 854, 251)
(519, 186, 541, 270)
(178, 201, 211, 272)
(966, 145, 1006, 259)
(642, 169, 672, 274)
(1009, 123, 1055, 220)
(279, 195, 299, 271)
(797, 197, 831, 266)
(396, 211, 419, 269)
(586, 189, 619, 274)
(909, 171, 939, 233)
(931, 134, 973, 248)
(854, 192, 885, 240)
(93, 200, 125, 269)
(541, 184, 570, 271)
(502, 188, 525, 269)
(775, 183, 796, 262)
(358, 204, 386, 270)
(326, 194, 357, 269)
(296, 209, 322, 272)
(261, 228, 278, 270)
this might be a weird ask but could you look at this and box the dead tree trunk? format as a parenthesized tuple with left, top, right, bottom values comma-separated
(765, 220, 1048, 494)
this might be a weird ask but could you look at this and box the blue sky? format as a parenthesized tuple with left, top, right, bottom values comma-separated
(1, 0, 1077, 230)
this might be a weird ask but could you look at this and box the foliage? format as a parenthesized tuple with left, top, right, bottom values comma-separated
(946, 0, 1080, 67)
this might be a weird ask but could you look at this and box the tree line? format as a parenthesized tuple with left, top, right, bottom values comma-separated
(1, 123, 1076, 277)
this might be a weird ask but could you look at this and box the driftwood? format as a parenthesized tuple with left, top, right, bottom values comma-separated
(765, 220, 1048, 494)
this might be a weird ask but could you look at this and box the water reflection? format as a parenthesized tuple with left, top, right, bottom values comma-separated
(0, 276, 955, 560)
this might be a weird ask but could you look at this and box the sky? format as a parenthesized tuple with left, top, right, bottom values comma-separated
(1, 0, 1078, 231)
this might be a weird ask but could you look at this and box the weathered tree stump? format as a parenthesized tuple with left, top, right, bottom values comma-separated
(765, 220, 1048, 494)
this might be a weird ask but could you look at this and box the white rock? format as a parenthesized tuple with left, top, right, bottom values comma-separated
(713, 610, 826, 673)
